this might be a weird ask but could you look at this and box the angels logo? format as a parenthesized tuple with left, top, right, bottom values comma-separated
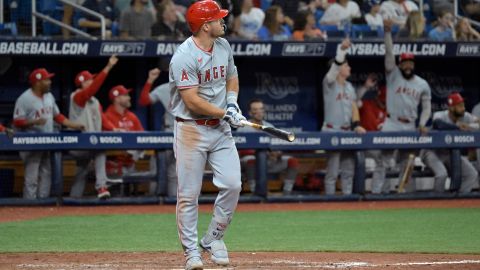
(254, 72, 299, 100)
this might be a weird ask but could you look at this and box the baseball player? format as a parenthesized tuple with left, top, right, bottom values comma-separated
(138, 68, 178, 197)
(13, 68, 84, 199)
(237, 98, 299, 195)
(359, 85, 390, 194)
(421, 93, 479, 193)
(69, 55, 123, 199)
(169, 1, 246, 269)
(382, 19, 432, 192)
(322, 38, 366, 195)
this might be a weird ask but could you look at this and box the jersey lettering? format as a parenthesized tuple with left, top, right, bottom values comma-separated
(181, 70, 189, 81)
(198, 65, 226, 83)
(395, 86, 420, 99)
(335, 92, 351, 101)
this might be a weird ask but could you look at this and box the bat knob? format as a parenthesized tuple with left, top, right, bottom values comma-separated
(287, 133, 295, 142)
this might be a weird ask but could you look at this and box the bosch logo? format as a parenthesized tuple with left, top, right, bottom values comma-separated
(331, 136, 339, 146)
(89, 135, 98, 145)
(444, 135, 452, 144)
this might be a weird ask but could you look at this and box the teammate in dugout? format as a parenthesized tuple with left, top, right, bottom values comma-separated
(169, 1, 246, 269)
(237, 98, 299, 195)
(68, 55, 123, 199)
(13, 68, 84, 199)
(420, 93, 479, 193)
(138, 68, 178, 197)
(322, 38, 367, 195)
(381, 19, 432, 192)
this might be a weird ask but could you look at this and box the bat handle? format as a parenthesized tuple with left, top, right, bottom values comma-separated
(240, 120, 262, 129)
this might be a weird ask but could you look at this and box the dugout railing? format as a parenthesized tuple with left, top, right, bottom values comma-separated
(0, 130, 479, 205)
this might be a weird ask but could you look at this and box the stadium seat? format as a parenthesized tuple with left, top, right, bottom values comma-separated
(351, 24, 383, 39)
(0, 22, 18, 36)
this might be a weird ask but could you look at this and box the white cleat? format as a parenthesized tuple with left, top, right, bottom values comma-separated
(200, 239, 229, 266)
(185, 256, 203, 270)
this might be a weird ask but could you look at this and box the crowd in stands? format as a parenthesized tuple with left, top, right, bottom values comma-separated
(2, 0, 480, 41)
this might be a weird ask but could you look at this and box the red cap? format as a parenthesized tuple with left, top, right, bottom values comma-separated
(109, 85, 131, 101)
(29, 68, 54, 85)
(399, 52, 415, 63)
(447, 92, 464, 107)
(75, 71, 96, 87)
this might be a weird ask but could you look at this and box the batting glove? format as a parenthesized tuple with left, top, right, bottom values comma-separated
(226, 102, 241, 114)
(223, 110, 246, 128)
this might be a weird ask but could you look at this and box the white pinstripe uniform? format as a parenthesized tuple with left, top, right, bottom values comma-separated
(169, 36, 242, 258)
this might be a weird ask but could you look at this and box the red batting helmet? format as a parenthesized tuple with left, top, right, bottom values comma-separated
(186, 0, 228, 33)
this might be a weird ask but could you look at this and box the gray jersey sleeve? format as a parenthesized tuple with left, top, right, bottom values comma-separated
(224, 39, 238, 80)
(170, 51, 199, 90)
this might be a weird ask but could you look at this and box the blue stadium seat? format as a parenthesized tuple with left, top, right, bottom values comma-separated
(319, 25, 348, 38)
(351, 24, 383, 39)
(0, 22, 18, 36)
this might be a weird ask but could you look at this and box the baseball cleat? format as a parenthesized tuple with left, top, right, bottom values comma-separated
(185, 255, 203, 270)
(97, 187, 111, 199)
(200, 239, 229, 265)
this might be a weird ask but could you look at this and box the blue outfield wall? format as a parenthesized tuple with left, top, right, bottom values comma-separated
(1, 39, 480, 132)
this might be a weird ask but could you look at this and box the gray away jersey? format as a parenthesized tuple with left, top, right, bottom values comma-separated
(386, 66, 431, 121)
(150, 82, 174, 131)
(433, 110, 479, 126)
(322, 78, 357, 129)
(168, 37, 238, 119)
(13, 88, 60, 133)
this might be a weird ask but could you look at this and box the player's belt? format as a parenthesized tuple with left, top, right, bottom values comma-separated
(175, 117, 220, 126)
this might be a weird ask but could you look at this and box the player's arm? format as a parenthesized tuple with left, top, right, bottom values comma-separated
(12, 102, 46, 128)
(351, 101, 366, 134)
(325, 38, 350, 85)
(59, 117, 85, 130)
(179, 87, 226, 118)
(226, 76, 240, 113)
(139, 68, 161, 106)
(418, 94, 431, 133)
(384, 19, 396, 74)
(73, 55, 118, 107)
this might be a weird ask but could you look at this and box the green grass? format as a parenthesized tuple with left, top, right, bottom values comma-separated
(0, 208, 479, 253)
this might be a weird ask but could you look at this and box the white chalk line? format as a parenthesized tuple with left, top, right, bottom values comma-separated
(13, 260, 480, 269)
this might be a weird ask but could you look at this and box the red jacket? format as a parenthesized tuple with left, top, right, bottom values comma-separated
(360, 99, 386, 131)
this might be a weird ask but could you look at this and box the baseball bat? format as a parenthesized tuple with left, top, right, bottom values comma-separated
(397, 153, 415, 193)
(240, 120, 295, 142)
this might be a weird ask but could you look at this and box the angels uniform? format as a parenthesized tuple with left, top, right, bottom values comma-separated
(170, 36, 242, 258)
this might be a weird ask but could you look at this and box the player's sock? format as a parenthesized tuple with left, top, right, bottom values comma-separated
(202, 215, 231, 245)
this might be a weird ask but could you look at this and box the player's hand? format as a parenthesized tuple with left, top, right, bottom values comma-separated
(354, 126, 366, 134)
(71, 123, 85, 131)
(33, 118, 47, 126)
(223, 110, 246, 128)
(383, 19, 393, 33)
(113, 127, 127, 132)
(418, 125, 429, 135)
(457, 122, 472, 131)
(364, 73, 377, 89)
(226, 102, 241, 114)
(107, 55, 118, 68)
(4, 128, 14, 139)
(340, 38, 351, 50)
(148, 68, 161, 83)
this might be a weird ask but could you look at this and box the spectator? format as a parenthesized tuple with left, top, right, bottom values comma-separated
(13, 68, 83, 199)
(216, 0, 243, 36)
(138, 69, 178, 197)
(119, 0, 155, 39)
(359, 84, 391, 194)
(455, 17, 480, 41)
(322, 38, 366, 195)
(421, 93, 479, 193)
(364, 0, 383, 29)
(319, 0, 362, 26)
(460, 0, 480, 21)
(379, 0, 418, 27)
(272, 0, 303, 27)
(237, 99, 299, 195)
(428, 10, 456, 41)
(237, 0, 265, 40)
(381, 20, 432, 192)
(396, 11, 427, 40)
(62, 0, 86, 39)
(115, 0, 156, 14)
(151, 0, 190, 40)
(78, 0, 119, 38)
(292, 10, 327, 40)
(257, 5, 292, 41)
(68, 56, 122, 199)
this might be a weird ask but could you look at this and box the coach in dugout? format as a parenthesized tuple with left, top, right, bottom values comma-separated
(420, 93, 479, 193)
(13, 68, 84, 199)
